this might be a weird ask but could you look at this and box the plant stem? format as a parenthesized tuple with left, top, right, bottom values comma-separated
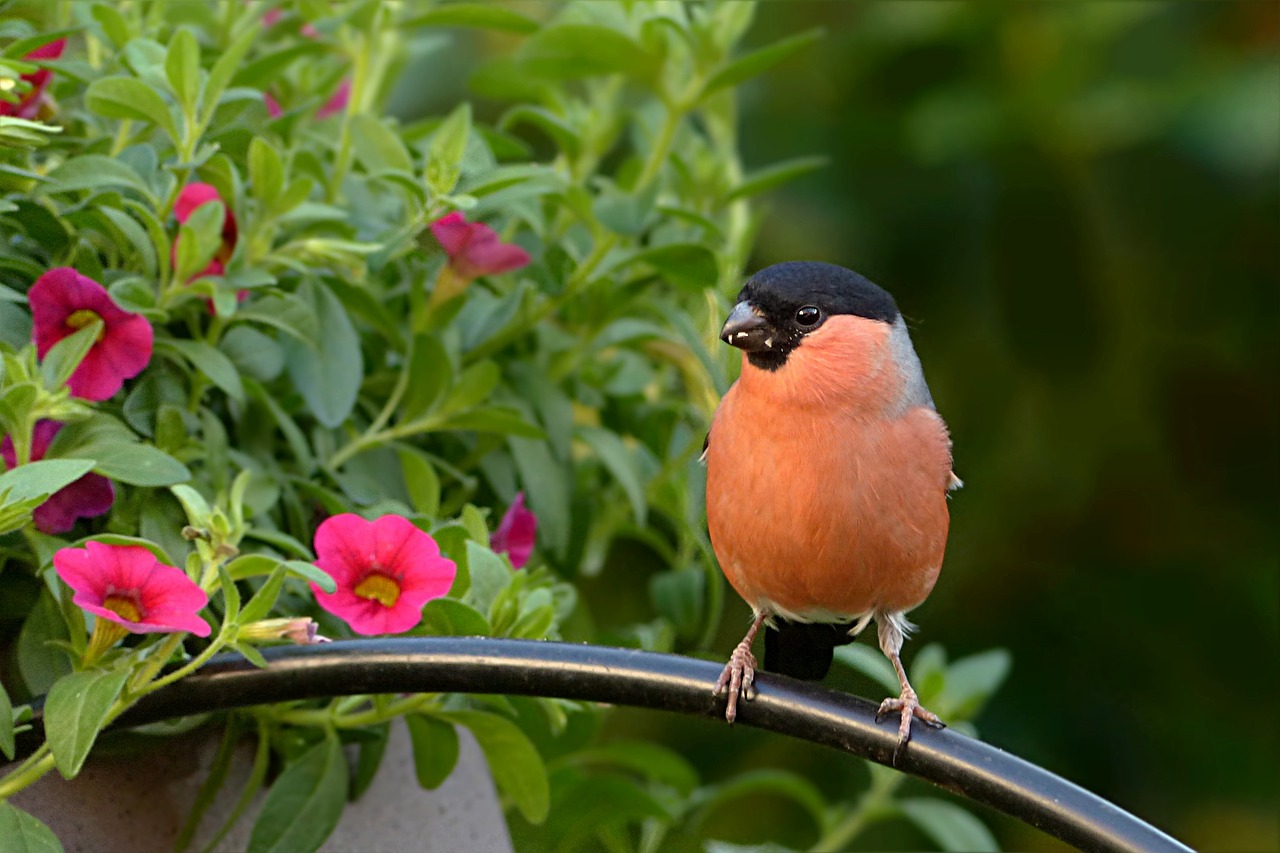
(810, 766, 903, 852)
(274, 692, 437, 729)
(0, 751, 55, 800)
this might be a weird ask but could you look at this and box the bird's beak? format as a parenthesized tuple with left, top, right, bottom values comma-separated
(720, 301, 775, 351)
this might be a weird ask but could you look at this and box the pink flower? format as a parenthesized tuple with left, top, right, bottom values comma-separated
(1, 420, 114, 534)
(315, 77, 350, 119)
(174, 183, 239, 279)
(263, 91, 283, 118)
(54, 542, 212, 637)
(310, 514, 456, 635)
(29, 267, 154, 401)
(491, 492, 537, 569)
(0, 39, 65, 119)
(430, 212, 531, 281)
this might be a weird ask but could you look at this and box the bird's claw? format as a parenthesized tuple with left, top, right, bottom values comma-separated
(713, 641, 758, 723)
(876, 689, 944, 766)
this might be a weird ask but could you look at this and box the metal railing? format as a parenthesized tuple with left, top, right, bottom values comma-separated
(31, 637, 1194, 853)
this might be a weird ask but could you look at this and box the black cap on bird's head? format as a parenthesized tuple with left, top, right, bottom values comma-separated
(720, 262, 900, 371)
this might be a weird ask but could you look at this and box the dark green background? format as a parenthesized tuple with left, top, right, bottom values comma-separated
(728, 3, 1277, 850)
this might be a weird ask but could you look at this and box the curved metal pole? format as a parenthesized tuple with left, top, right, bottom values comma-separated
(73, 638, 1189, 853)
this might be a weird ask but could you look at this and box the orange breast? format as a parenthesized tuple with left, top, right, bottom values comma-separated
(705, 375, 952, 619)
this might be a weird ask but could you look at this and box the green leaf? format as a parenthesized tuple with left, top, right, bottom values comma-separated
(16, 591, 71, 696)
(497, 106, 580, 156)
(725, 155, 829, 202)
(426, 102, 471, 197)
(201, 25, 256, 127)
(165, 27, 201, 115)
(442, 710, 549, 824)
(173, 199, 226, 283)
(417, 597, 490, 637)
(38, 322, 100, 391)
(85, 76, 179, 142)
(248, 136, 284, 207)
(401, 333, 451, 421)
(93, 443, 191, 486)
(0, 680, 14, 760)
(649, 567, 703, 640)
(438, 360, 499, 415)
(351, 114, 414, 176)
(91, 4, 131, 50)
(45, 668, 130, 778)
(236, 565, 287, 624)
(577, 426, 647, 525)
(832, 643, 900, 694)
(247, 734, 348, 853)
(404, 4, 539, 33)
(0, 459, 96, 527)
(625, 243, 718, 288)
(398, 448, 440, 518)
(0, 803, 63, 853)
(162, 339, 245, 402)
(519, 25, 658, 80)
(349, 721, 390, 802)
(236, 293, 320, 343)
(899, 798, 999, 852)
(509, 436, 569, 559)
(566, 741, 699, 797)
(463, 540, 511, 616)
(283, 559, 334, 593)
(217, 562, 241, 626)
(282, 282, 363, 428)
(406, 714, 460, 789)
(43, 155, 156, 203)
(701, 29, 824, 98)
(693, 769, 828, 832)
(438, 408, 546, 438)
(938, 649, 1011, 719)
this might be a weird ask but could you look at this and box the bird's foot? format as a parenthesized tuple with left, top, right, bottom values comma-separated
(876, 688, 944, 765)
(713, 639, 759, 723)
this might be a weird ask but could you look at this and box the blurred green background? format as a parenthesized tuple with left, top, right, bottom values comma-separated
(426, 2, 1279, 850)
(736, 4, 1278, 850)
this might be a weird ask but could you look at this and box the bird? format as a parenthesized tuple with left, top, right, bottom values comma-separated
(704, 261, 960, 762)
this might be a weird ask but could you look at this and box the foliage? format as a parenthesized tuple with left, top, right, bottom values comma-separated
(0, 2, 1013, 852)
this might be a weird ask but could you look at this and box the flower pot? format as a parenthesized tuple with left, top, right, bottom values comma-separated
(8, 718, 512, 852)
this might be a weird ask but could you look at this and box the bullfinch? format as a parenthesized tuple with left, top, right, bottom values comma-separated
(704, 261, 960, 760)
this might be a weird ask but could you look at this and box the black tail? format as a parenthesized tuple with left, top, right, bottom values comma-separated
(763, 619, 861, 681)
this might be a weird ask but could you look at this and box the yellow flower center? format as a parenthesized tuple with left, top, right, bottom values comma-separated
(354, 573, 401, 607)
(102, 595, 143, 623)
(65, 309, 106, 342)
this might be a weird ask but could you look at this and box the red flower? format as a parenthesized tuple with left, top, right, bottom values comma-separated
(430, 212, 531, 281)
(29, 267, 154, 401)
(0, 39, 65, 119)
(1, 420, 114, 534)
(310, 514, 456, 635)
(491, 492, 537, 569)
(175, 183, 239, 279)
(54, 542, 212, 637)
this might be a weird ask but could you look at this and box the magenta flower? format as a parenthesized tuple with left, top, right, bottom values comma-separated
(310, 514, 457, 635)
(263, 91, 283, 118)
(1, 420, 114, 534)
(315, 77, 351, 119)
(54, 542, 212, 637)
(431, 212, 531, 281)
(174, 182, 239, 279)
(491, 492, 537, 569)
(29, 267, 154, 401)
(0, 39, 65, 119)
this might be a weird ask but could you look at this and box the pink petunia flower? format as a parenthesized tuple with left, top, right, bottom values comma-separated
(315, 77, 350, 119)
(1, 420, 114, 534)
(491, 492, 537, 569)
(430, 212, 531, 281)
(54, 542, 212, 637)
(310, 514, 456, 635)
(174, 182, 239, 279)
(262, 91, 283, 118)
(0, 38, 66, 119)
(29, 267, 154, 401)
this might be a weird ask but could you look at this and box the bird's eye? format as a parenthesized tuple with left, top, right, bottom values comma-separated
(795, 305, 822, 327)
